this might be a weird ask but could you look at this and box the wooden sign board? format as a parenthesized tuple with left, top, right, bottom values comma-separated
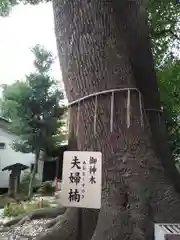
(61, 151, 102, 209)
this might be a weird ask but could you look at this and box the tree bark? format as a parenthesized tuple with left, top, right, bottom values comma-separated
(36, 208, 78, 240)
(114, 0, 180, 191)
(53, 0, 180, 240)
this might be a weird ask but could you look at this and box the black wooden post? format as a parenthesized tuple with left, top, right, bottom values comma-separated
(77, 208, 82, 240)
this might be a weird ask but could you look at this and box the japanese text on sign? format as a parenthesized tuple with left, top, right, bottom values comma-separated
(61, 151, 102, 209)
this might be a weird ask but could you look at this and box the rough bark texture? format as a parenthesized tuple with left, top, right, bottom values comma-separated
(36, 208, 78, 240)
(81, 209, 99, 240)
(116, 0, 180, 192)
(52, 0, 180, 240)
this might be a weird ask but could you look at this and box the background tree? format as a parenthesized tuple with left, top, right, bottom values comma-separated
(0, 44, 66, 197)
(147, 0, 180, 65)
(0, 0, 13, 16)
(157, 58, 180, 159)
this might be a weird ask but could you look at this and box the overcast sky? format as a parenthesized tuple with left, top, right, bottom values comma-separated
(0, 2, 62, 86)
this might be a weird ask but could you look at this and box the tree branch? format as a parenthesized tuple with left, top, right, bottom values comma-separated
(151, 28, 180, 41)
(169, 30, 180, 41)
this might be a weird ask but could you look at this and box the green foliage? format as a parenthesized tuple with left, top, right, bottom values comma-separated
(0, 0, 11, 16)
(19, 171, 41, 195)
(0, 0, 49, 16)
(21, 0, 50, 5)
(0, 195, 16, 208)
(0, 44, 66, 155)
(3, 199, 50, 217)
(147, 0, 180, 65)
(0, 0, 18, 16)
(157, 59, 180, 158)
(38, 181, 55, 195)
(32, 44, 54, 73)
(4, 203, 25, 217)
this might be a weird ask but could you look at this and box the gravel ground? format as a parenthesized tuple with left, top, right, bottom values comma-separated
(0, 219, 52, 240)
(0, 195, 61, 239)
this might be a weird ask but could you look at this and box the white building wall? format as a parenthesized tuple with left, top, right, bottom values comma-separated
(0, 128, 43, 188)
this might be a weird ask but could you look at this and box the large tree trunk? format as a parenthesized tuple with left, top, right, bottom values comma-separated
(53, 0, 180, 239)
(115, 0, 180, 192)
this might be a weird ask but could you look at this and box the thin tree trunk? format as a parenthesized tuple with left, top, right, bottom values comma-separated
(53, 0, 180, 240)
(28, 149, 40, 198)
